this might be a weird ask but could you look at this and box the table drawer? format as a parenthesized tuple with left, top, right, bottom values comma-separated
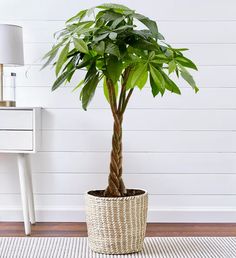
(0, 110, 33, 130)
(0, 131, 33, 150)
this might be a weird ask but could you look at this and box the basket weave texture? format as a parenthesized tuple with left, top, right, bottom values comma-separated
(85, 190, 148, 254)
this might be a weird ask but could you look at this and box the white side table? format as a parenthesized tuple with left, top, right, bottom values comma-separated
(0, 107, 41, 235)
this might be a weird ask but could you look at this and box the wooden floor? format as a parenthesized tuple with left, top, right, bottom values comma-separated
(0, 223, 236, 237)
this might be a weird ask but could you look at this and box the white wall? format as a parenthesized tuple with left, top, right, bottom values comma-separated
(0, 0, 236, 222)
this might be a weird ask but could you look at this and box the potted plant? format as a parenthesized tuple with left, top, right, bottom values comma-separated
(43, 3, 198, 254)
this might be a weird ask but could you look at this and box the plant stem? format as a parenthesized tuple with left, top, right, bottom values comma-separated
(105, 69, 133, 197)
(122, 88, 134, 114)
(105, 79, 124, 197)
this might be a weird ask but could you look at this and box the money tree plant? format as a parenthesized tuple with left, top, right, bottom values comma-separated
(43, 3, 198, 197)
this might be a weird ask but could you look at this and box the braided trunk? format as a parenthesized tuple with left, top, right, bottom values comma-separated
(104, 71, 133, 197)
(105, 113, 126, 197)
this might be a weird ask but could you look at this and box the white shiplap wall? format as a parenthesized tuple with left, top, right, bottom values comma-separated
(0, 0, 236, 222)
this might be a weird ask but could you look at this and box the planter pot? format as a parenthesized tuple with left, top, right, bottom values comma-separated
(85, 189, 148, 255)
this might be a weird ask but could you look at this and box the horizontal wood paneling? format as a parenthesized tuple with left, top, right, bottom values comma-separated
(41, 109, 236, 130)
(39, 131, 236, 153)
(15, 87, 236, 109)
(1, 152, 236, 174)
(0, 0, 236, 21)
(0, 173, 235, 195)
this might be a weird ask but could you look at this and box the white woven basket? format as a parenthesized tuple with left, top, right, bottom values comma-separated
(85, 190, 148, 255)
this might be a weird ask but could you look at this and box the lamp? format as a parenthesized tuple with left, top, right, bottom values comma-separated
(0, 24, 24, 107)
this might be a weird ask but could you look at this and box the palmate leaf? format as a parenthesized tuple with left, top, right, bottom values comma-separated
(97, 3, 131, 11)
(52, 69, 75, 91)
(73, 38, 89, 53)
(72, 79, 84, 92)
(160, 71, 181, 95)
(93, 33, 109, 42)
(109, 32, 117, 40)
(110, 16, 124, 29)
(168, 60, 176, 74)
(150, 74, 159, 97)
(55, 42, 69, 76)
(105, 42, 120, 58)
(128, 37, 158, 51)
(179, 65, 199, 93)
(175, 56, 198, 70)
(133, 13, 158, 40)
(41, 49, 58, 70)
(80, 73, 99, 110)
(44, 3, 199, 114)
(149, 65, 165, 95)
(66, 9, 87, 23)
(102, 10, 123, 21)
(106, 56, 123, 84)
(94, 41, 105, 55)
(126, 63, 148, 90)
(41, 40, 66, 70)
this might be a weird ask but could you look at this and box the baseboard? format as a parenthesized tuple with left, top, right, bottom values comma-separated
(1, 207, 236, 223)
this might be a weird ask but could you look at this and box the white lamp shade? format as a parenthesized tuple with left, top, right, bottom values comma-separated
(0, 24, 24, 66)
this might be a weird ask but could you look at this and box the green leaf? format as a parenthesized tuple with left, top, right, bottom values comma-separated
(149, 65, 165, 95)
(129, 64, 147, 89)
(128, 38, 158, 51)
(85, 63, 97, 83)
(80, 73, 99, 110)
(42, 41, 64, 60)
(52, 69, 74, 91)
(77, 57, 94, 69)
(66, 9, 87, 23)
(150, 74, 159, 97)
(74, 21, 94, 34)
(103, 77, 118, 103)
(72, 79, 84, 92)
(136, 70, 148, 90)
(109, 32, 117, 40)
(168, 60, 176, 74)
(179, 65, 199, 93)
(41, 49, 58, 70)
(157, 32, 165, 40)
(105, 42, 120, 58)
(130, 30, 152, 40)
(175, 56, 198, 70)
(93, 33, 109, 42)
(97, 3, 131, 11)
(160, 71, 181, 95)
(102, 10, 123, 21)
(114, 25, 135, 32)
(73, 38, 89, 53)
(55, 43, 69, 76)
(106, 56, 123, 84)
(94, 41, 105, 55)
(133, 13, 158, 39)
(111, 16, 124, 29)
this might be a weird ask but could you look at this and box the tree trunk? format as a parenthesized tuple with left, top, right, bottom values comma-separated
(104, 114, 126, 197)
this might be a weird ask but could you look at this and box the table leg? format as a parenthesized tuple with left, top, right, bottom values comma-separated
(17, 153, 31, 235)
(25, 155, 36, 224)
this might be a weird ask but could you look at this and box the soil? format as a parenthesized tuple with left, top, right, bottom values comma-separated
(88, 189, 146, 198)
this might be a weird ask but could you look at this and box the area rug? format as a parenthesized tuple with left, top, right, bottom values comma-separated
(0, 237, 235, 258)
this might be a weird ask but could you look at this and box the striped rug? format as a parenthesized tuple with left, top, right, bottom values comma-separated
(0, 237, 235, 258)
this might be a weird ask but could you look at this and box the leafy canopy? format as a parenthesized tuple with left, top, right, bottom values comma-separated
(42, 3, 199, 111)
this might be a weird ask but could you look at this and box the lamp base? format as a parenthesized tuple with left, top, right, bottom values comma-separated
(0, 100, 16, 107)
